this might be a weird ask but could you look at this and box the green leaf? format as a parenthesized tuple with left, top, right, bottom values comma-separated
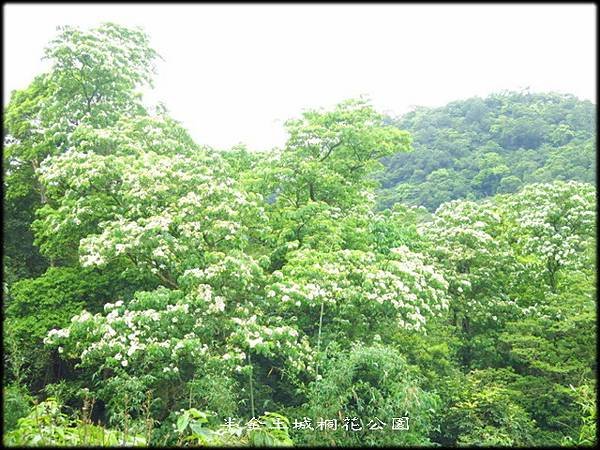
(176, 413, 189, 433)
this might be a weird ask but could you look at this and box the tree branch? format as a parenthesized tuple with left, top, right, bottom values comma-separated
(319, 140, 343, 162)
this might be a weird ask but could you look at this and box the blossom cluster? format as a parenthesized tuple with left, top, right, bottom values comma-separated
(266, 246, 449, 331)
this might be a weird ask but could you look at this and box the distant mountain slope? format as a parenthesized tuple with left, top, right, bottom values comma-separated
(377, 90, 596, 210)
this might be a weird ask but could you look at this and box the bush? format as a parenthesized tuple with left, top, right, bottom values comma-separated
(299, 344, 439, 446)
(3, 384, 34, 432)
(173, 408, 293, 447)
(3, 398, 146, 446)
(442, 369, 538, 446)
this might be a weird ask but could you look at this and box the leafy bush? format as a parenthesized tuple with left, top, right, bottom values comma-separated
(3, 398, 146, 446)
(442, 369, 538, 446)
(300, 344, 439, 446)
(562, 383, 597, 446)
(173, 408, 293, 446)
(3, 384, 34, 432)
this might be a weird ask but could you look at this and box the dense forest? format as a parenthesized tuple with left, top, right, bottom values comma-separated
(377, 91, 596, 210)
(2, 24, 597, 447)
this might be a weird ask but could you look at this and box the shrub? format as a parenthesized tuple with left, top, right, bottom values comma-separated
(3, 384, 34, 432)
(300, 344, 439, 446)
(3, 398, 146, 446)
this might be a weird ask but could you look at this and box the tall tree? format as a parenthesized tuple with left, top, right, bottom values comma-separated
(4, 23, 159, 275)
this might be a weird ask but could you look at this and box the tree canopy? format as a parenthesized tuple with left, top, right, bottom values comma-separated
(3, 23, 596, 448)
(377, 90, 596, 210)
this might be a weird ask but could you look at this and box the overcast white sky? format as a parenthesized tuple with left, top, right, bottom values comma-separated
(3, 4, 596, 151)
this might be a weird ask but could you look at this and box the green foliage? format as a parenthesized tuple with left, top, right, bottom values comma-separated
(44, 23, 157, 125)
(171, 409, 293, 446)
(4, 265, 155, 390)
(562, 383, 597, 446)
(2, 22, 597, 449)
(3, 191, 47, 283)
(443, 369, 537, 446)
(255, 98, 412, 255)
(4, 23, 160, 276)
(300, 344, 439, 446)
(3, 384, 35, 432)
(377, 90, 596, 210)
(280, 97, 411, 208)
(3, 398, 146, 446)
(174, 408, 216, 445)
(502, 181, 595, 293)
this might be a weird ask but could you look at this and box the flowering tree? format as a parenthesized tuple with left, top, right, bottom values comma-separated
(418, 199, 519, 332)
(4, 23, 159, 275)
(40, 97, 451, 427)
(418, 181, 596, 369)
(502, 181, 596, 293)
(6, 22, 598, 448)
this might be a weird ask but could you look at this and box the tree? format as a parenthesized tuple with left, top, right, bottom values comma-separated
(503, 181, 595, 293)
(377, 91, 596, 210)
(269, 98, 411, 210)
(4, 23, 159, 275)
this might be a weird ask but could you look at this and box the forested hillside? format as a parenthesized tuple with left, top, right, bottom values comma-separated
(377, 91, 596, 210)
(3, 24, 597, 447)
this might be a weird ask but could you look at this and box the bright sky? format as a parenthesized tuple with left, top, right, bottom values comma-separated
(3, 4, 596, 151)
